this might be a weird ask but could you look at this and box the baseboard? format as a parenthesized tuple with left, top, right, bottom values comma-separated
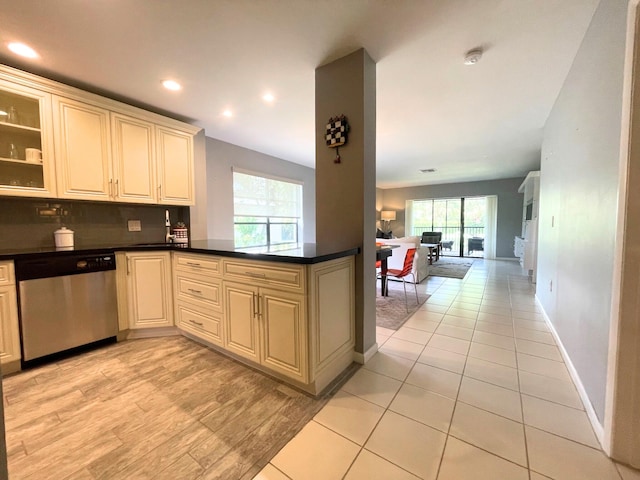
(496, 257, 520, 261)
(353, 342, 378, 364)
(126, 326, 180, 339)
(535, 295, 606, 447)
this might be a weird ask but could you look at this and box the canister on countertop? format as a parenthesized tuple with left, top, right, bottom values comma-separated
(173, 222, 188, 244)
(54, 226, 74, 250)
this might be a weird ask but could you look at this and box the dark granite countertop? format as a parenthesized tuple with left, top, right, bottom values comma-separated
(0, 240, 360, 265)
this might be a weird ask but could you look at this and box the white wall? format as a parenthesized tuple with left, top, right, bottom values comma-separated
(204, 137, 316, 242)
(537, 0, 627, 424)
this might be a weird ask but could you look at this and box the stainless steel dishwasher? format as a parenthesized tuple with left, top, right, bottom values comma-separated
(15, 252, 118, 364)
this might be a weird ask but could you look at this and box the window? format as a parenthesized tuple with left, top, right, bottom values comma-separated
(233, 170, 303, 249)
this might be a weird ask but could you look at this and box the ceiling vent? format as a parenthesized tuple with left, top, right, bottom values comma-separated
(420, 168, 437, 173)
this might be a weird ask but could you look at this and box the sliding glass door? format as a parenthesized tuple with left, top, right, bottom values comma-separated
(409, 196, 488, 258)
(462, 197, 486, 258)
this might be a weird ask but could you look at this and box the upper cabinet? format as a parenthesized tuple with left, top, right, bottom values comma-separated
(0, 79, 57, 197)
(156, 126, 194, 205)
(53, 96, 112, 201)
(111, 113, 156, 204)
(0, 64, 200, 205)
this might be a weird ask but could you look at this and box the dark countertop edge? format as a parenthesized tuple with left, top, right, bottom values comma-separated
(0, 245, 361, 264)
(184, 246, 360, 264)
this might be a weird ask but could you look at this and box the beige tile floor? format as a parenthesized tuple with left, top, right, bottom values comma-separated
(256, 259, 640, 480)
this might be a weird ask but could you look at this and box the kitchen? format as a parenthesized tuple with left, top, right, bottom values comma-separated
(0, 58, 364, 478)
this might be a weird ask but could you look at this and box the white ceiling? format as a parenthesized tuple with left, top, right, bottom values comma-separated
(0, 0, 599, 188)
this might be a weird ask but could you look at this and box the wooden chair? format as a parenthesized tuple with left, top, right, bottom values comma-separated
(386, 247, 419, 311)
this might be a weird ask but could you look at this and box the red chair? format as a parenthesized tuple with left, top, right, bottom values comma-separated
(386, 247, 419, 311)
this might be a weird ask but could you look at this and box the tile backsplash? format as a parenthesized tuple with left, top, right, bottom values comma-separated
(0, 197, 190, 250)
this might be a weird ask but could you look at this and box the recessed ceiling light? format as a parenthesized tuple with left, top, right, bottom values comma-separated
(162, 79, 182, 91)
(464, 48, 483, 65)
(223, 109, 233, 118)
(7, 42, 39, 59)
(262, 93, 275, 103)
(420, 168, 437, 173)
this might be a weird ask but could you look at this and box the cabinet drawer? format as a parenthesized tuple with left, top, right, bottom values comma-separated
(222, 260, 304, 292)
(175, 275, 222, 311)
(174, 253, 221, 276)
(177, 303, 222, 345)
(0, 262, 15, 286)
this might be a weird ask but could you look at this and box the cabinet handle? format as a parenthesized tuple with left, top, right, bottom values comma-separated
(109, 179, 113, 198)
(188, 288, 202, 295)
(186, 262, 201, 267)
(158, 184, 162, 198)
(252, 293, 258, 318)
(245, 271, 266, 278)
(114, 179, 119, 197)
(188, 319, 204, 327)
(126, 257, 131, 275)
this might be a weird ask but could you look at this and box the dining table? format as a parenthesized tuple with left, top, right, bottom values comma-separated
(376, 244, 399, 296)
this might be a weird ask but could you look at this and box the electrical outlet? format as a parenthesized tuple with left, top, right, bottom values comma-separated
(551, 215, 555, 227)
(128, 220, 141, 232)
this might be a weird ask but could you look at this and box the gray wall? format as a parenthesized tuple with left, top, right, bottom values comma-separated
(204, 137, 316, 242)
(537, 0, 627, 423)
(380, 178, 525, 258)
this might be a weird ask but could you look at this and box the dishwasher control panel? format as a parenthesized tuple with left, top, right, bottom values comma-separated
(15, 252, 116, 281)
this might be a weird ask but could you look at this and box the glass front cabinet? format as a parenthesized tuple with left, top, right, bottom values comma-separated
(0, 79, 56, 197)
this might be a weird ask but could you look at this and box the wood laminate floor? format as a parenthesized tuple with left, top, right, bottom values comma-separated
(3, 336, 334, 480)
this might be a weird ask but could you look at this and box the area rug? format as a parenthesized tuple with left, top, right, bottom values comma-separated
(429, 257, 475, 279)
(376, 280, 430, 330)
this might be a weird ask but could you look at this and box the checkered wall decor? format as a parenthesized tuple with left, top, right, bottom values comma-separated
(325, 115, 349, 148)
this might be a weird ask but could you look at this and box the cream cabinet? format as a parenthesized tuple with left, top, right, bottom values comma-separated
(0, 261, 21, 373)
(0, 78, 56, 197)
(156, 126, 194, 205)
(173, 253, 223, 346)
(124, 252, 173, 329)
(171, 252, 355, 395)
(54, 98, 194, 205)
(111, 113, 156, 203)
(0, 64, 199, 205)
(53, 98, 159, 204)
(223, 280, 307, 382)
(229, 282, 307, 381)
(53, 96, 112, 201)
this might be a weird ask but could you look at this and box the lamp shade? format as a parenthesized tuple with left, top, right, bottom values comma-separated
(381, 210, 396, 221)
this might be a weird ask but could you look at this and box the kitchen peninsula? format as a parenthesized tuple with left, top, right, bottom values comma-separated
(1, 241, 359, 396)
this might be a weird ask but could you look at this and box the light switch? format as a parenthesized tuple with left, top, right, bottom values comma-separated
(128, 220, 141, 232)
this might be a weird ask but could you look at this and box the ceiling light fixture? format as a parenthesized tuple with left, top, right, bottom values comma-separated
(262, 93, 275, 103)
(7, 42, 39, 59)
(223, 109, 233, 118)
(463, 48, 483, 65)
(162, 80, 182, 91)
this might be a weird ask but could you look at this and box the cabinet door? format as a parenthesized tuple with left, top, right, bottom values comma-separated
(0, 285, 20, 365)
(260, 288, 307, 382)
(53, 96, 112, 200)
(156, 126, 194, 205)
(223, 281, 259, 362)
(0, 79, 56, 197)
(111, 113, 156, 203)
(127, 252, 173, 329)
